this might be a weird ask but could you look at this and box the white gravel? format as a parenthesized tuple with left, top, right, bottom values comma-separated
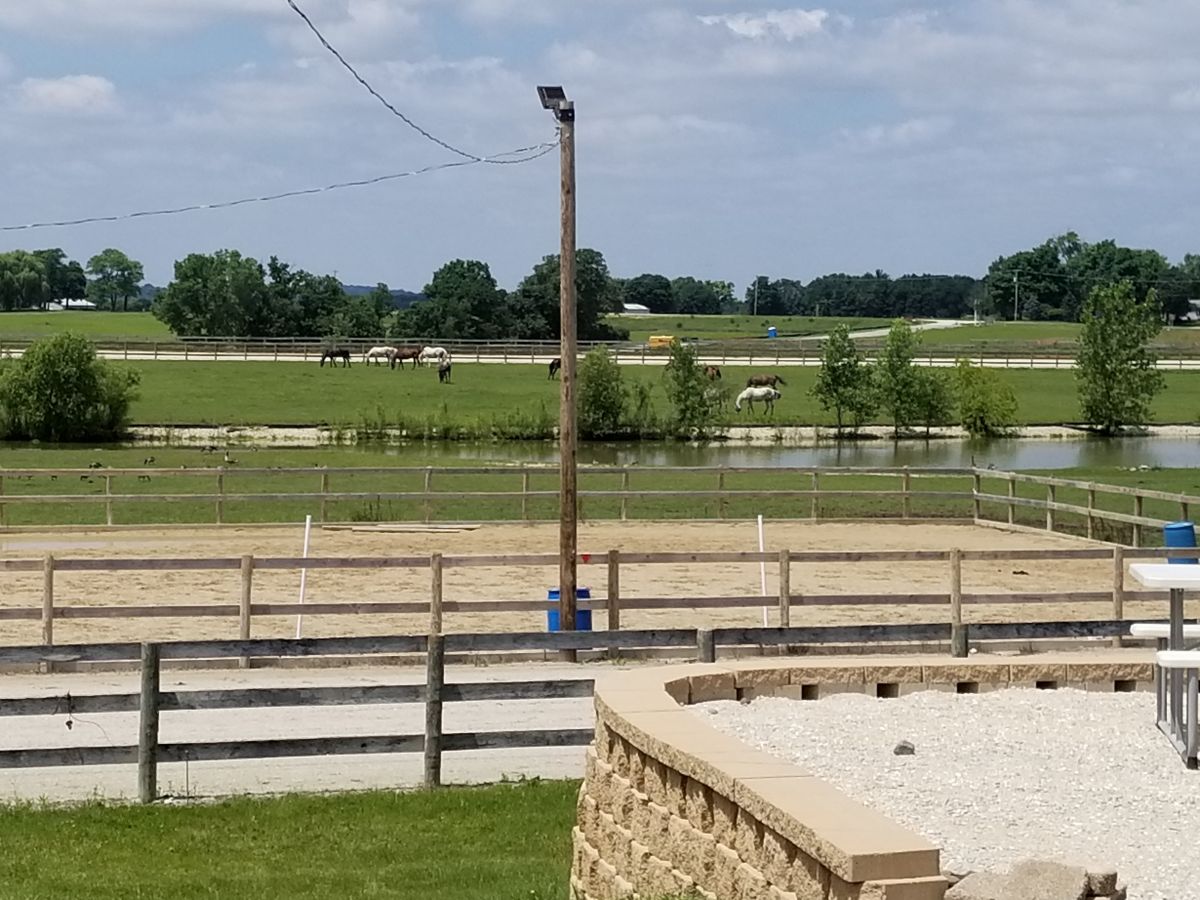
(695, 690, 1200, 900)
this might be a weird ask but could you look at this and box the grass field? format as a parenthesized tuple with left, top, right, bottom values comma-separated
(895, 321, 1200, 354)
(607, 314, 893, 343)
(98, 361, 1200, 428)
(0, 781, 577, 900)
(0, 311, 172, 340)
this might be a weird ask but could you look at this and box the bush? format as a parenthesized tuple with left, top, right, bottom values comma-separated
(911, 368, 954, 437)
(662, 339, 721, 437)
(954, 359, 1017, 437)
(578, 348, 627, 439)
(873, 319, 920, 434)
(0, 333, 140, 441)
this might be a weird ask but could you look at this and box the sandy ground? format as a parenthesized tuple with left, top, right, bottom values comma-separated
(0, 663, 603, 802)
(1, 521, 1189, 646)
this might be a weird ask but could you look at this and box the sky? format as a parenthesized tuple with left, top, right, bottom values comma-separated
(1, 0, 1199, 292)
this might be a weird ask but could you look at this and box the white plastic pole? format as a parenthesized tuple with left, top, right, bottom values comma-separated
(294, 514, 313, 640)
(757, 514, 768, 626)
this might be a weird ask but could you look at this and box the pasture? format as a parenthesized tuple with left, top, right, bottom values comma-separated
(0, 782, 577, 900)
(902, 320, 1200, 354)
(0, 311, 171, 340)
(94, 361, 1200, 427)
(606, 314, 893, 343)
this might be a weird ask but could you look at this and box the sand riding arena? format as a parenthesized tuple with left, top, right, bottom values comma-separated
(1, 519, 1192, 649)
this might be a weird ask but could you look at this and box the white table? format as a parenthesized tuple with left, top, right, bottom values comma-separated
(1129, 564, 1199, 768)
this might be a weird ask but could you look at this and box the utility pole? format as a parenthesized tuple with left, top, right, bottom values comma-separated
(1012, 273, 1019, 321)
(539, 86, 578, 659)
(753, 277, 760, 316)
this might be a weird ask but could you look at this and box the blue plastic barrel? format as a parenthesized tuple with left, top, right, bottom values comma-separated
(1163, 521, 1198, 565)
(547, 588, 593, 631)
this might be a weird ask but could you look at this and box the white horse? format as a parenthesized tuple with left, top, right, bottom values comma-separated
(363, 346, 396, 366)
(419, 346, 450, 366)
(734, 386, 781, 414)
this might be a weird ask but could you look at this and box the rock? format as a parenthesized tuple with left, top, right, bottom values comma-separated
(1085, 868, 1119, 896)
(946, 871, 1009, 900)
(893, 740, 916, 756)
(942, 868, 973, 887)
(1007, 860, 1088, 900)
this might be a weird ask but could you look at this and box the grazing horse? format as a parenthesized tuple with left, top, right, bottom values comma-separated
(390, 346, 422, 370)
(704, 365, 722, 381)
(438, 360, 453, 384)
(734, 386, 781, 414)
(419, 346, 450, 367)
(320, 349, 351, 368)
(548, 357, 562, 380)
(746, 373, 786, 389)
(363, 345, 396, 366)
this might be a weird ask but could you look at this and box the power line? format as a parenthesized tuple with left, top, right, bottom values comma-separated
(0, 140, 558, 232)
(284, 0, 512, 164)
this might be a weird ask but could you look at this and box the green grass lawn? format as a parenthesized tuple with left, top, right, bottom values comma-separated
(0, 311, 172, 341)
(607, 314, 893, 343)
(0, 782, 577, 900)
(893, 321, 1200, 354)
(104, 361, 1199, 429)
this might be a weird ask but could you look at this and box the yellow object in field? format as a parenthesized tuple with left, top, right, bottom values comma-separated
(647, 335, 674, 349)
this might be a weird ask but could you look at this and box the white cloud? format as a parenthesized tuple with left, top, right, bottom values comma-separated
(0, 0, 283, 34)
(840, 116, 953, 152)
(13, 75, 118, 115)
(699, 8, 829, 41)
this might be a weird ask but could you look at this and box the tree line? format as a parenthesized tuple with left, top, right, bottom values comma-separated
(0, 248, 145, 312)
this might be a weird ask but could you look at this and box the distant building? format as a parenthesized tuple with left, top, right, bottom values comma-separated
(621, 303, 651, 315)
(48, 299, 98, 311)
(1184, 300, 1200, 323)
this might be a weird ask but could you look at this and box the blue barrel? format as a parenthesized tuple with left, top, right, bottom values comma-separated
(547, 588, 593, 631)
(1163, 521, 1198, 564)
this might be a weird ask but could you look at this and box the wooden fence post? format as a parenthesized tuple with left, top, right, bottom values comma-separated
(1112, 546, 1126, 649)
(423, 468, 434, 523)
(215, 470, 225, 525)
(138, 643, 161, 804)
(1007, 475, 1016, 525)
(972, 473, 982, 521)
(430, 553, 444, 635)
(0, 473, 5, 527)
(1046, 485, 1056, 532)
(1087, 486, 1096, 540)
(1182, 498, 1191, 524)
(697, 628, 716, 664)
(1133, 495, 1143, 547)
(901, 468, 912, 519)
(778, 549, 791, 629)
(620, 470, 630, 522)
(239, 555, 254, 670)
(423, 632, 445, 789)
(717, 470, 727, 520)
(521, 472, 530, 522)
(105, 475, 113, 526)
(319, 471, 330, 522)
(606, 550, 621, 640)
(810, 473, 820, 520)
(949, 548, 967, 658)
(41, 554, 55, 674)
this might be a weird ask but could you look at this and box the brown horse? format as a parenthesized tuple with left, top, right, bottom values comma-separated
(746, 373, 786, 388)
(704, 365, 722, 381)
(548, 357, 562, 379)
(390, 346, 422, 370)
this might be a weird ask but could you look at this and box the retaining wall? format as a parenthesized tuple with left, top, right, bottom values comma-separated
(572, 652, 1154, 900)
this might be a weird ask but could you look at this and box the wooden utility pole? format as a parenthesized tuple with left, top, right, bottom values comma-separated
(557, 97, 579, 655)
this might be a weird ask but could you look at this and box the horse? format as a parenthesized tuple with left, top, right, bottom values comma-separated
(363, 345, 396, 366)
(390, 346, 422, 370)
(419, 346, 450, 367)
(548, 357, 562, 380)
(704, 365, 722, 381)
(320, 349, 351, 368)
(438, 360, 453, 384)
(734, 386, 781, 414)
(746, 373, 786, 388)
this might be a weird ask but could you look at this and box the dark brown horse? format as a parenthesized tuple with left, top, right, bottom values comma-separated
(746, 373, 786, 388)
(548, 357, 562, 379)
(320, 349, 351, 368)
(390, 346, 422, 370)
(704, 365, 722, 381)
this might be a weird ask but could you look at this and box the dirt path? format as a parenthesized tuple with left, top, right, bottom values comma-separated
(1, 521, 1184, 646)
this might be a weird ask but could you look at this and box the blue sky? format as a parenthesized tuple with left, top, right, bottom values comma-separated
(1, 1, 1199, 292)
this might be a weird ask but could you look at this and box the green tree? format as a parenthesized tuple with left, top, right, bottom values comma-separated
(0, 333, 139, 441)
(0, 251, 50, 311)
(811, 323, 875, 435)
(511, 249, 627, 341)
(578, 347, 627, 438)
(153, 250, 269, 336)
(873, 319, 921, 434)
(954, 360, 1018, 437)
(1076, 281, 1164, 434)
(33, 249, 86, 307)
(911, 368, 954, 437)
(662, 339, 721, 437)
(416, 259, 509, 339)
(86, 248, 144, 311)
(623, 274, 674, 313)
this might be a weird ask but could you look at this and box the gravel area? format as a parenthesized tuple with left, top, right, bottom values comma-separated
(696, 690, 1200, 900)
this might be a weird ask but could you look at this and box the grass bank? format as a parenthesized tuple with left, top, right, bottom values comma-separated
(606, 314, 892, 343)
(106, 362, 1200, 429)
(888, 321, 1200, 354)
(0, 311, 172, 340)
(0, 781, 577, 900)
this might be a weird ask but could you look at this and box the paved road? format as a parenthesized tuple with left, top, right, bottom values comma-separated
(0, 662, 629, 802)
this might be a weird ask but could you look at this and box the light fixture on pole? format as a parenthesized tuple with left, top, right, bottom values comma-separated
(538, 85, 578, 657)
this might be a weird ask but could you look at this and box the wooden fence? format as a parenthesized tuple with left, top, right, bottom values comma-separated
(0, 619, 1161, 803)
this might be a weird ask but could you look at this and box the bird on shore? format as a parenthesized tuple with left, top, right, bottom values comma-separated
(142, 456, 156, 465)
(223, 451, 238, 465)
